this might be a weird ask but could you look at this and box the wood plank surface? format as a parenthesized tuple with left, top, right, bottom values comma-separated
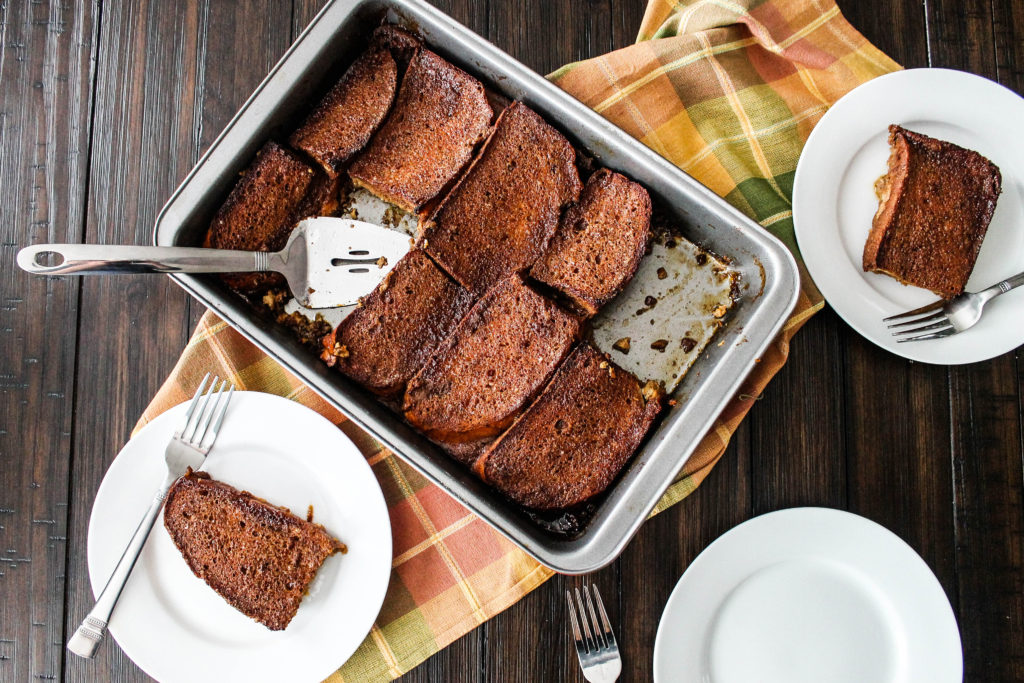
(917, 0, 1024, 678)
(0, 1, 1020, 682)
(0, 1, 98, 681)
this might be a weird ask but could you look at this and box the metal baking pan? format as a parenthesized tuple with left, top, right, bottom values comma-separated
(153, 0, 800, 573)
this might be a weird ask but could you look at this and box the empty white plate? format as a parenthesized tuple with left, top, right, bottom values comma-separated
(653, 508, 961, 683)
(793, 68, 1024, 364)
(86, 391, 391, 683)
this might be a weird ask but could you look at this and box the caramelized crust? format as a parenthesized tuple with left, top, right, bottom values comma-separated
(205, 141, 340, 294)
(288, 46, 399, 177)
(163, 470, 346, 631)
(531, 169, 652, 315)
(348, 49, 492, 212)
(369, 24, 421, 65)
(863, 125, 1001, 298)
(474, 344, 662, 510)
(320, 250, 475, 398)
(403, 275, 581, 446)
(421, 101, 582, 296)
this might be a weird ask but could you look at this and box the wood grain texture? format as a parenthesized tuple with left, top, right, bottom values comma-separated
(0, 1, 1021, 682)
(0, 1, 98, 681)
(920, 0, 1024, 679)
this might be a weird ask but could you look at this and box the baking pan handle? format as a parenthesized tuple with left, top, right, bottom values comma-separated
(16, 243, 269, 276)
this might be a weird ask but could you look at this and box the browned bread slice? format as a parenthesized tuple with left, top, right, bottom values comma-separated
(347, 49, 492, 212)
(531, 168, 652, 315)
(205, 141, 340, 293)
(421, 101, 582, 297)
(288, 45, 399, 178)
(320, 250, 475, 398)
(863, 125, 1001, 298)
(438, 437, 495, 467)
(163, 469, 346, 631)
(474, 343, 662, 510)
(369, 24, 421, 64)
(403, 275, 581, 447)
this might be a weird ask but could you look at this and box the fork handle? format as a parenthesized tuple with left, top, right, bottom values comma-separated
(67, 476, 173, 659)
(978, 270, 1024, 301)
(17, 243, 277, 276)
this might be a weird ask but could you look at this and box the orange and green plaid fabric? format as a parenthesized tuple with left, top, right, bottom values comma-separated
(132, 0, 898, 679)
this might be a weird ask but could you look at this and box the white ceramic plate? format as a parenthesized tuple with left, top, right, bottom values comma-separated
(793, 68, 1024, 364)
(652, 508, 962, 683)
(87, 391, 391, 683)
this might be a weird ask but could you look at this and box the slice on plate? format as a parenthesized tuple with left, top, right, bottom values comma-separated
(205, 141, 340, 294)
(420, 101, 582, 296)
(474, 343, 662, 510)
(531, 168, 652, 315)
(347, 48, 492, 212)
(863, 124, 1001, 298)
(403, 275, 581, 462)
(320, 249, 475, 398)
(162, 469, 346, 631)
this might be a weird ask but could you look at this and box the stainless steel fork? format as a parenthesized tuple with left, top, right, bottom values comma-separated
(567, 585, 621, 683)
(67, 373, 234, 659)
(884, 270, 1024, 342)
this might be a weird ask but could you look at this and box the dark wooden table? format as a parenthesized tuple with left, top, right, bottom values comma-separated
(2, 0, 1022, 681)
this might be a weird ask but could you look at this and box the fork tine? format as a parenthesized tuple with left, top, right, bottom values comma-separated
(882, 298, 945, 322)
(886, 310, 946, 329)
(574, 588, 595, 653)
(175, 373, 211, 437)
(200, 383, 234, 450)
(583, 585, 606, 650)
(195, 380, 233, 449)
(591, 585, 616, 648)
(565, 590, 585, 654)
(184, 375, 219, 444)
(896, 328, 957, 343)
(892, 320, 953, 337)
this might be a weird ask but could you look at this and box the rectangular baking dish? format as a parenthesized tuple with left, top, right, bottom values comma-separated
(154, 0, 800, 573)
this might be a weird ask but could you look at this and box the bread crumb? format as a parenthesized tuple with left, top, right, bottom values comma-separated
(650, 339, 669, 352)
(612, 337, 631, 354)
(261, 288, 288, 312)
(657, 267, 668, 280)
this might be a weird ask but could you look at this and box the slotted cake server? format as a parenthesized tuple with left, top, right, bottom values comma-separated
(17, 217, 410, 308)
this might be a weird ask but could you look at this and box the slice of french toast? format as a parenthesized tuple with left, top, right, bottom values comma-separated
(474, 343, 662, 510)
(420, 101, 582, 297)
(348, 48, 492, 212)
(163, 470, 346, 631)
(403, 275, 581, 447)
(864, 125, 1001, 298)
(531, 168, 652, 315)
(320, 250, 475, 398)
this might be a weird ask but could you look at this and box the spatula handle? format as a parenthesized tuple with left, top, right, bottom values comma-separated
(17, 243, 274, 276)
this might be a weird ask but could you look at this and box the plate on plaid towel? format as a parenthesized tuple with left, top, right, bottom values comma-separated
(793, 68, 1024, 364)
(653, 508, 961, 683)
(87, 391, 391, 683)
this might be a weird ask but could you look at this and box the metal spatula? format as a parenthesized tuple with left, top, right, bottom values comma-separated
(16, 217, 411, 308)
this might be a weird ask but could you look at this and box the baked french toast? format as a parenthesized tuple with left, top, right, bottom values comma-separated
(864, 125, 1001, 298)
(474, 343, 662, 510)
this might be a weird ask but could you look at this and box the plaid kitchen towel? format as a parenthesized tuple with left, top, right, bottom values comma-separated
(133, 0, 898, 679)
